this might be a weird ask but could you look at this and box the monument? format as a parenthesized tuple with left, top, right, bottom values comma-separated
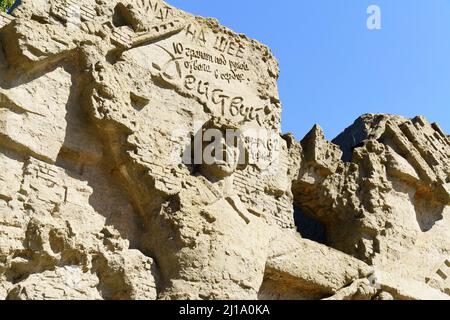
(0, 0, 448, 300)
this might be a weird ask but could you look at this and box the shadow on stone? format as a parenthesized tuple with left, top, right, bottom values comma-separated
(294, 205, 327, 245)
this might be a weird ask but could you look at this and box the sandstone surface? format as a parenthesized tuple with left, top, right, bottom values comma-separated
(0, 0, 448, 300)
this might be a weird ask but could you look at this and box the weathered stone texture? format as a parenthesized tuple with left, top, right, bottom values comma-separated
(293, 115, 450, 299)
(0, 0, 448, 300)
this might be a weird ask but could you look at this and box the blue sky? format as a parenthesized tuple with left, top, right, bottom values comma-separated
(166, 0, 450, 140)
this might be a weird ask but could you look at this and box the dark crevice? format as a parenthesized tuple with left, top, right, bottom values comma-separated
(293, 205, 327, 245)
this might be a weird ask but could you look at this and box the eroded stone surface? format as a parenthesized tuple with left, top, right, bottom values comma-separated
(0, 0, 448, 300)
(292, 115, 450, 299)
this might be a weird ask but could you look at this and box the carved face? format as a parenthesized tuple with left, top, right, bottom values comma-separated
(200, 135, 240, 179)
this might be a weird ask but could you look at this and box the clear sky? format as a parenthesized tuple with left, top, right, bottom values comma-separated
(166, 0, 450, 140)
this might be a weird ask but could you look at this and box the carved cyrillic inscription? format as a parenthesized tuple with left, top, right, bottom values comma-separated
(213, 35, 245, 58)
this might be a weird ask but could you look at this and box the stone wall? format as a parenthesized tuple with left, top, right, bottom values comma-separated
(0, 0, 448, 300)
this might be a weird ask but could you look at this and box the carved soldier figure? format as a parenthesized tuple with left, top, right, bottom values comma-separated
(0, 0, 385, 300)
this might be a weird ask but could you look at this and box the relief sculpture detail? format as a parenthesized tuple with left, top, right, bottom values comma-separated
(0, 0, 449, 300)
